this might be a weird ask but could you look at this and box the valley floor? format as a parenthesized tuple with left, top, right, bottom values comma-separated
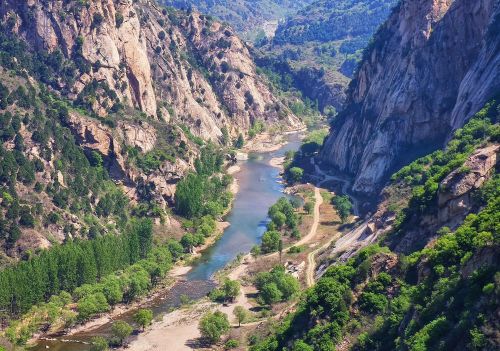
(121, 171, 350, 350)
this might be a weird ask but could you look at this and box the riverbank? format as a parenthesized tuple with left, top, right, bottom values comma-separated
(121, 184, 328, 351)
(243, 128, 306, 154)
(122, 256, 255, 351)
(28, 131, 304, 350)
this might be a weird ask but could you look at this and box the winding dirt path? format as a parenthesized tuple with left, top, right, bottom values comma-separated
(305, 160, 366, 287)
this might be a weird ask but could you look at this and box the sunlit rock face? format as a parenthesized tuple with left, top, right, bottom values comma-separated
(321, 0, 500, 194)
(0, 0, 301, 141)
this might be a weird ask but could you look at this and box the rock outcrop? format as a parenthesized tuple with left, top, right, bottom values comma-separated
(438, 144, 499, 225)
(393, 143, 499, 253)
(321, 0, 500, 194)
(0, 0, 301, 141)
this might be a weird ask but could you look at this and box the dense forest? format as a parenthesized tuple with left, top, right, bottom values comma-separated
(250, 99, 500, 350)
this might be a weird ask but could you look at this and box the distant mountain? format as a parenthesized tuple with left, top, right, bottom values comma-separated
(273, 0, 397, 46)
(257, 0, 398, 111)
(161, 0, 315, 40)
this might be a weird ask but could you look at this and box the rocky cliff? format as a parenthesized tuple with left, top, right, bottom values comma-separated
(321, 0, 500, 194)
(0, 0, 300, 141)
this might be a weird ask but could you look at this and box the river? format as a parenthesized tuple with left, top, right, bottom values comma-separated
(30, 133, 303, 351)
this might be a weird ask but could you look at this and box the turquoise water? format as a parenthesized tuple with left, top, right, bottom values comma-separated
(29, 134, 302, 351)
(187, 135, 302, 280)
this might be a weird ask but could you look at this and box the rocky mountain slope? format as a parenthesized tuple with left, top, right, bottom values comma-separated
(252, 73, 500, 351)
(0, 0, 303, 261)
(0, 0, 300, 142)
(321, 0, 500, 195)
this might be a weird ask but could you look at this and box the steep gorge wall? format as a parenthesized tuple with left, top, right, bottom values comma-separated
(321, 0, 500, 194)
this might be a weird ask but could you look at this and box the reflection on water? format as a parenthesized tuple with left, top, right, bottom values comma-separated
(30, 133, 303, 351)
(187, 136, 302, 280)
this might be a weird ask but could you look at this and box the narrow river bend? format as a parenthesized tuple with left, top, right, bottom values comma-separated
(30, 133, 303, 351)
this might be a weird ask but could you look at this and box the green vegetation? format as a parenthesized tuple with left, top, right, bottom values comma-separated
(161, 0, 313, 40)
(288, 167, 304, 183)
(4, 240, 173, 345)
(250, 100, 500, 351)
(284, 129, 328, 185)
(175, 145, 232, 219)
(0, 217, 155, 317)
(90, 336, 109, 351)
(255, 266, 300, 306)
(304, 202, 314, 214)
(233, 306, 249, 327)
(390, 99, 500, 234)
(273, 0, 397, 46)
(332, 195, 353, 223)
(225, 339, 240, 348)
(210, 278, 241, 302)
(199, 310, 231, 343)
(133, 309, 154, 330)
(260, 198, 300, 253)
(111, 320, 133, 346)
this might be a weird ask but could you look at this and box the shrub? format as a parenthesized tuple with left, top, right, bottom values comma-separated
(199, 311, 230, 343)
(90, 336, 109, 351)
(261, 230, 281, 253)
(289, 167, 304, 183)
(332, 195, 352, 223)
(304, 202, 314, 214)
(225, 339, 239, 348)
(111, 320, 133, 346)
(133, 309, 153, 330)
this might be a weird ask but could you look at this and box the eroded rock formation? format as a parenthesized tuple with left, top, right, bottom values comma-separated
(0, 0, 301, 141)
(321, 0, 500, 194)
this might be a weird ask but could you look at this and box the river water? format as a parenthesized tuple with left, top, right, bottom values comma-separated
(30, 133, 303, 351)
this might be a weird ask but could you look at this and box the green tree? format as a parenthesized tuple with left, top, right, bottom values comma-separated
(199, 311, 230, 343)
(260, 283, 282, 305)
(223, 279, 241, 302)
(293, 340, 314, 351)
(133, 309, 153, 330)
(233, 306, 248, 327)
(175, 173, 204, 218)
(332, 195, 353, 223)
(234, 133, 244, 149)
(111, 320, 133, 346)
(261, 230, 281, 253)
(289, 167, 304, 183)
(90, 336, 109, 351)
(181, 233, 196, 253)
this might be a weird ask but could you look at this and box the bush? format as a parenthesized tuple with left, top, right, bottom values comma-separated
(133, 309, 153, 330)
(358, 292, 388, 313)
(111, 320, 133, 346)
(225, 339, 239, 349)
(289, 167, 304, 183)
(260, 282, 282, 305)
(261, 230, 281, 253)
(304, 202, 314, 214)
(90, 336, 109, 351)
(233, 306, 248, 327)
(199, 311, 230, 343)
(255, 266, 299, 305)
(332, 195, 352, 223)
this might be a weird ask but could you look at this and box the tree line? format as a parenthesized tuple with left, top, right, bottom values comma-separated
(0, 218, 153, 317)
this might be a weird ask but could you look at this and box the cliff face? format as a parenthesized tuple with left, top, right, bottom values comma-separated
(0, 0, 300, 141)
(321, 0, 500, 194)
